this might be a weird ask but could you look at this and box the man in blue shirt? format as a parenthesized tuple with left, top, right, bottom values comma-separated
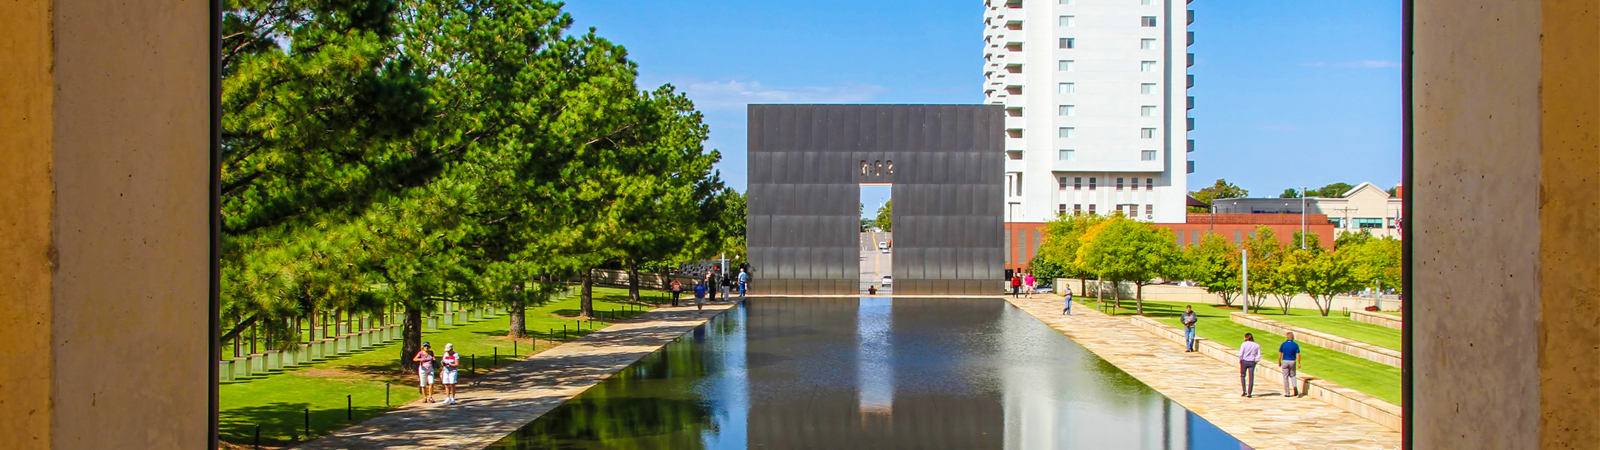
(737, 268, 749, 299)
(1279, 332, 1303, 397)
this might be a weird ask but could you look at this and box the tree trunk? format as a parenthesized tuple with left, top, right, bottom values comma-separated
(508, 282, 528, 338)
(401, 304, 423, 372)
(627, 260, 641, 303)
(581, 267, 595, 318)
(1135, 282, 1144, 315)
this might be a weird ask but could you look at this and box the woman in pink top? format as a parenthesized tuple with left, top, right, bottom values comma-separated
(1238, 333, 1262, 397)
(1023, 272, 1036, 298)
(413, 342, 437, 403)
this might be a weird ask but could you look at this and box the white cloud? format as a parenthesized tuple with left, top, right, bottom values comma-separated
(1302, 60, 1400, 68)
(673, 79, 889, 110)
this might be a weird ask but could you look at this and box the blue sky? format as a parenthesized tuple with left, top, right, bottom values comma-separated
(565, 0, 1401, 207)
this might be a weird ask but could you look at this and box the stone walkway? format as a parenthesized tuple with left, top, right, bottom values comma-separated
(1004, 295, 1402, 450)
(296, 301, 738, 450)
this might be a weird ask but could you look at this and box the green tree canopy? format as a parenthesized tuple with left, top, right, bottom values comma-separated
(1030, 213, 1108, 280)
(875, 200, 893, 232)
(1075, 216, 1182, 314)
(1183, 232, 1242, 307)
(1188, 179, 1249, 212)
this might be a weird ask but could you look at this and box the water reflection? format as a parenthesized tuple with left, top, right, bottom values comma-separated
(489, 298, 1249, 449)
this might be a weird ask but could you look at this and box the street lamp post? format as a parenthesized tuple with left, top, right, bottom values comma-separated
(1292, 186, 1305, 248)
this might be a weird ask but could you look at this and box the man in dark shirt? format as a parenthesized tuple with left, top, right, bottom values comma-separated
(1279, 332, 1303, 397)
(1181, 306, 1199, 352)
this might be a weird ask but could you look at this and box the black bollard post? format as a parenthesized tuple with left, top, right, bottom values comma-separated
(513, 340, 517, 356)
(562, 324, 567, 340)
(471, 354, 476, 374)
(346, 394, 352, 421)
(254, 424, 260, 450)
(493, 347, 498, 367)
(386, 382, 390, 406)
(304, 408, 310, 438)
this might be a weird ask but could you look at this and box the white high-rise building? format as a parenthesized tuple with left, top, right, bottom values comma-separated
(983, 0, 1193, 224)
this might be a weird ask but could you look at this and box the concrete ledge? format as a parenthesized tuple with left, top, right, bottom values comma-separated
(1350, 310, 1402, 330)
(1129, 316, 1402, 432)
(1230, 313, 1401, 368)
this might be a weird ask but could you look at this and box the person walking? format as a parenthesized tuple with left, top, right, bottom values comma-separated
(1280, 331, 1304, 397)
(413, 342, 437, 403)
(705, 270, 718, 303)
(737, 268, 749, 299)
(1239, 333, 1261, 397)
(693, 280, 707, 311)
(1023, 272, 1036, 298)
(1010, 272, 1022, 298)
(1062, 285, 1074, 314)
(1181, 306, 1199, 352)
(440, 343, 460, 404)
(669, 279, 683, 307)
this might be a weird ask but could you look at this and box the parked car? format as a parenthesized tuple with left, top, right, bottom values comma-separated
(878, 241, 890, 252)
(1032, 280, 1054, 294)
(881, 275, 892, 286)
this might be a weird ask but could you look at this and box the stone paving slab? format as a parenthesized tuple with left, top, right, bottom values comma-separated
(295, 302, 738, 450)
(1005, 295, 1401, 450)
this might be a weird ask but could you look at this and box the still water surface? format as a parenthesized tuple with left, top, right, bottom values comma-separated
(489, 298, 1249, 449)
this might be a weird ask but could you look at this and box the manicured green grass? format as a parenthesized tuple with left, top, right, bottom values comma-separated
(1079, 298, 1401, 404)
(1269, 314, 1400, 351)
(219, 287, 657, 446)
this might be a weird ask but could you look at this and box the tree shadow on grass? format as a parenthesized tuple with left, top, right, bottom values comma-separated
(220, 402, 395, 447)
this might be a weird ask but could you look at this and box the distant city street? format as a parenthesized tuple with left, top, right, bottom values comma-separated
(859, 231, 891, 294)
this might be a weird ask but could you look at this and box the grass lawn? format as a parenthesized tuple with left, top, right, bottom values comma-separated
(1079, 297, 1401, 404)
(1268, 313, 1400, 351)
(219, 287, 657, 446)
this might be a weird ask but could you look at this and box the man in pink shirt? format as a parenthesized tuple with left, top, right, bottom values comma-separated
(1238, 333, 1262, 397)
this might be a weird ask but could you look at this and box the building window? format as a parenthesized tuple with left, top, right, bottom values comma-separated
(1141, 16, 1157, 27)
(1140, 38, 1156, 50)
(1146, 204, 1153, 217)
(1131, 178, 1139, 189)
(1058, 176, 1068, 189)
(1146, 178, 1154, 190)
(1058, 127, 1075, 138)
(1354, 218, 1384, 229)
(1141, 128, 1156, 138)
(1073, 177, 1082, 190)
(1141, 105, 1157, 116)
(1059, 60, 1075, 71)
(1059, 38, 1075, 49)
(1116, 177, 1125, 190)
(1059, 204, 1068, 215)
(1059, 82, 1075, 94)
(1088, 204, 1097, 215)
(1059, 105, 1075, 116)
(1141, 83, 1157, 94)
(1328, 218, 1345, 228)
(1141, 61, 1157, 72)
(1089, 177, 1097, 190)
(1058, 0, 1071, 4)
(1141, 150, 1157, 161)
(1059, 16, 1075, 27)
(1074, 204, 1083, 214)
(1142, 0, 1154, 4)
(1058, 149, 1075, 160)
(1387, 218, 1397, 229)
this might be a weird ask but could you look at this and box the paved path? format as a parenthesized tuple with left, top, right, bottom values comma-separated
(296, 302, 738, 450)
(1004, 295, 1402, 450)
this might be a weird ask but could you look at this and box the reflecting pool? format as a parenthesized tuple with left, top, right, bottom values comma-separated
(489, 298, 1249, 449)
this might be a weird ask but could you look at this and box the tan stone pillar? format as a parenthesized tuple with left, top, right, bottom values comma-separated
(0, 0, 210, 448)
(1414, 0, 1599, 448)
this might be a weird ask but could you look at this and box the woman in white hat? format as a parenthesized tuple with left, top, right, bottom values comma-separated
(440, 343, 461, 404)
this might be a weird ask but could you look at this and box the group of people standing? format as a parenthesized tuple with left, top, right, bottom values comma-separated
(1008, 270, 1037, 298)
(668, 268, 748, 310)
(412, 342, 462, 405)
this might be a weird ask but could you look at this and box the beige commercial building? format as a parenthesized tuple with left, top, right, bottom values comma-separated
(1211, 182, 1403, 239)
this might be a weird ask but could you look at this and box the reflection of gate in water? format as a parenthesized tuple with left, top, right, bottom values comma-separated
(746, 105, 1005, 295)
